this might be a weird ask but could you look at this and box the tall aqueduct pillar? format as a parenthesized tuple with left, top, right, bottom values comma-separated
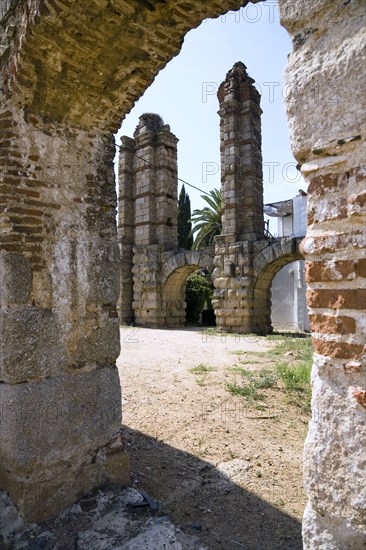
(118, 114, 179, 326)
(213, 63, 265, 333)
(218, 61, 264, 241)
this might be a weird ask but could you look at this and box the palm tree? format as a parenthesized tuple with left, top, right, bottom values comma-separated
(190, 188, 222, 249)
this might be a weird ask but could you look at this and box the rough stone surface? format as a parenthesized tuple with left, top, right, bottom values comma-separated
(279, 0, 366, 547)
(0, 34, 124, 518)
(0, 307, 67, 383)
(0, 486, 207, 550)
(0, 0, 258, 132)
(218, 62, 264, 241)
(0, 368, 128, 521)
(0, 251, 32, 306)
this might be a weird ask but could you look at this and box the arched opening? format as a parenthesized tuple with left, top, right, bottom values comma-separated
(163, 264, 200, 327)
(253, 248, 304, 335)
(162, 265, 215, 327)
(185, 269, 216, 326)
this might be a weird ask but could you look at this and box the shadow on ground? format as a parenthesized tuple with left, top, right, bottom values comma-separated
(124, 426, 303, 550)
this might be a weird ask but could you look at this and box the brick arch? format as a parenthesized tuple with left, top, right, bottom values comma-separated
(1, 0, 255, 132)
(252, 238, 304, 334)
(1, 0, 256, 521)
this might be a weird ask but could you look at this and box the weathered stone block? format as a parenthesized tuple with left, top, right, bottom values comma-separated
(224, 263, 236, 277)
(214, 277, 228, 289)
(0, 365, 127, 522)
(213, 289, 227, 299)
(228, 243, 242, 254)
(302, 355, 366, 548)
(92, 243, 120, 305)
(261, 244, 276, 264)
(0, 307, 67, 383)
(227, 277, 241, 289)
(0, 432, 129, 523)
(72, 318, 120, 367)
(0, 366, 121, 470)
(0, 252, 32, 306)
(236, 289, 249, 299)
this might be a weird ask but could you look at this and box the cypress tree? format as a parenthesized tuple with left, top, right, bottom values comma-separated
(177, 185, 193, 249)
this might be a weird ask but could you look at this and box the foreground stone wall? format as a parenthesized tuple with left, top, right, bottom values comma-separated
(280, 0, 366, 547)
(0, 102, 129, 521)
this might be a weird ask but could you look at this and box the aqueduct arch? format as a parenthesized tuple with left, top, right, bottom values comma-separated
(161, 250, 214, 326)
(252, 237, 304, 334)
(1, 1, 365, 547)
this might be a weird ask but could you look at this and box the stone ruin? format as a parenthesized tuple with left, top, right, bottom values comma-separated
(0, 1, 365, 548)
(118, 63, 304, 333)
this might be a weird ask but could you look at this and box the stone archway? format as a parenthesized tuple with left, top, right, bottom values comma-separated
(161, 250, 214, 326)
(1, 1, 365, 547)
(252, 238, 304, 334)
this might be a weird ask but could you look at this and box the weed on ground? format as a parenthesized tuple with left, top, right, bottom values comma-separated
(225, 335, 312, 412)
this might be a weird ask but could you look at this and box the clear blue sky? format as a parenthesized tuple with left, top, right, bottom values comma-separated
(115, 3, 306, 233)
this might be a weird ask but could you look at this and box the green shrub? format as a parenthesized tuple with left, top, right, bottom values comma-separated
(185, 271, 213, 323)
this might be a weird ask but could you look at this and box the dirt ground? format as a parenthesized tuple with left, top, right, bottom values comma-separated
(117, 326, 310, 550)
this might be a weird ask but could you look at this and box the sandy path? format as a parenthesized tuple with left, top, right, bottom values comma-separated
(117, 327, 309, 550)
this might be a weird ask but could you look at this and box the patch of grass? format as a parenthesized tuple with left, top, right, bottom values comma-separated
(201, 328, 262, 341)
(226, 381, 262, 401)
(258, 335, 313, 412)
(222, 334, 313, 412)
(276, 361, 311, 390)
(276, 360, 312, 412)
(201, 328, 227, 336)
(227, 366, 251, 376)
(255, 370, 278, 389)
(190, 363, 216, 387)
(228, 351, 263, 365)
(226, 368, 278, 403)
(267, 336, 312, 360)
(189, 363, 216, 375)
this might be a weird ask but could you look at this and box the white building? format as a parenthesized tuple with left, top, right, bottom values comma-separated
(264, 192, 310, 332)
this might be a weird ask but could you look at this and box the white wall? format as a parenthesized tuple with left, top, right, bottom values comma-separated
(271, 260, 309, 332)
(277, 214, 293, 237)
(293, 195, 307, 237)
(276, 195, 307, 238)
